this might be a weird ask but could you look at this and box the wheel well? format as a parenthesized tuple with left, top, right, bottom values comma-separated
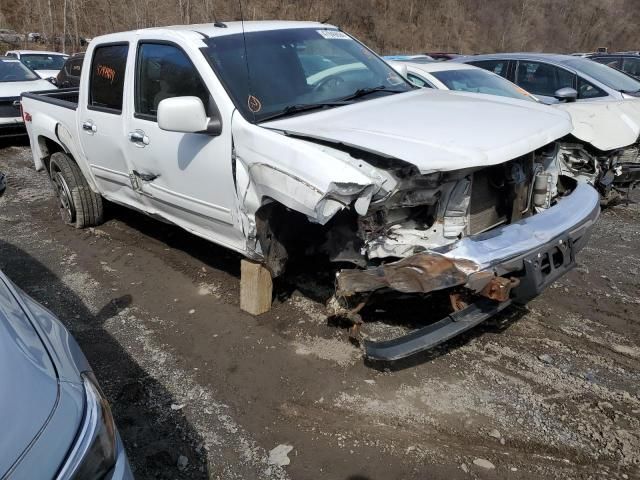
(38, 136, 66, 174)
(255, 201, 325, 277)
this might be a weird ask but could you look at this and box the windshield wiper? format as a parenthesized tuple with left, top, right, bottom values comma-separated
(259, 101, 348, 122)
(339, 85, 407, 102)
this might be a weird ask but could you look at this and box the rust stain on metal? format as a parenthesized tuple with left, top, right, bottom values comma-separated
(336, 253, 478, 296)
(479, 276, 520, 302)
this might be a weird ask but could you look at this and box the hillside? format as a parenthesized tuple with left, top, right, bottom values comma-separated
(1, 0, 639, 55)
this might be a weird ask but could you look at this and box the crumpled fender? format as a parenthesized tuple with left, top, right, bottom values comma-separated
(231, 112, 384, 226)
(556, 100, 640, 151)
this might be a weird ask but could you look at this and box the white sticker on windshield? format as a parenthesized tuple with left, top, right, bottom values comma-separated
(317, 30, 350, 40)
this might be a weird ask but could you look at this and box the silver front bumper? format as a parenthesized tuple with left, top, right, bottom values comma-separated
(336, 183, 601, 298)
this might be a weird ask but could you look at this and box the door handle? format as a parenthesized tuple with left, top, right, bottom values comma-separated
(132, 170, 159, 182)
(128, 130, 149, 147)
(82, 121, 97, 133)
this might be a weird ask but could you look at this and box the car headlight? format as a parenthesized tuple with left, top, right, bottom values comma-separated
(56, 372, 117, 479)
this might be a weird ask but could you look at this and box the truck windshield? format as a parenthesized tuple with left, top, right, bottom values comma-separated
(0, 58, 39, 82)
(20, 54, 67, 71)
(202, 28, 413, 122)
(431, 69, 537, 102)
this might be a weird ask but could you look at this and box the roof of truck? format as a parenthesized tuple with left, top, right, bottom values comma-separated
(144, 20, 334, 37)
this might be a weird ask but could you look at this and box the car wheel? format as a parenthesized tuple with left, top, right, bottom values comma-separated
(49, 152, 103, 228)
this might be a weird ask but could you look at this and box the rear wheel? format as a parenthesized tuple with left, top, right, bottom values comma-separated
(49, 152, 103, 228)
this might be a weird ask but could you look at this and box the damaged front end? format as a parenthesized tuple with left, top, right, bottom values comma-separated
(324, 148, 599, 361)
(244, 136, 600, 361)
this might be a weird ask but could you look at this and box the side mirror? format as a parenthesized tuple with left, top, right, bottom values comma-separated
(393, 63, 408, 78)
(158, 96, 221, 136)
(554, 87, 578, 102)
(0, 172, 6, 198)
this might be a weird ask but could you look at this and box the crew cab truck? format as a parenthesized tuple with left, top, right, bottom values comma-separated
(22, 22, 601, 362)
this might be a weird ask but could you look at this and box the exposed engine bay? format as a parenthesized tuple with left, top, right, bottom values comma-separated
(254, 141, 577, 291)
(554, 135, 640, 200)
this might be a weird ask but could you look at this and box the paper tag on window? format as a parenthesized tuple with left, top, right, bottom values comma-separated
(317, 30, 350, 40)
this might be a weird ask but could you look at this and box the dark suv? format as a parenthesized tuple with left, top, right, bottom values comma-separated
(56, 52, 84, 88)
(589, 53, 640, 80)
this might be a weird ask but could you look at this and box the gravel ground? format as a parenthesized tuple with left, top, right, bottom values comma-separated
(0, 139, 638, 480)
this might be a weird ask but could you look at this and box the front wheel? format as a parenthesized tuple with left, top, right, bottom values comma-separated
(49, 152, 103, 228)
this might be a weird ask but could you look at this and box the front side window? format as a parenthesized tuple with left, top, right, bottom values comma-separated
(136, 43, 210, 119)
(407, 73, 431, 88)
(202, 28, 412, 122)
(578, 77, 607, 99)
(0, 58, 39, 82)
(20, 54, 67, 71)
(89, 44, 128, 113)
(515, 61, 574, 97)
(469, 60, 509, 78)
(432, 68, 536, 102)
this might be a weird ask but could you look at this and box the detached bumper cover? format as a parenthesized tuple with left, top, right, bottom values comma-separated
(337, 183, 600, 297)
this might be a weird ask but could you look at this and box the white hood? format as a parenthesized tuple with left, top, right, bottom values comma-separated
(1, 79, 54, 98)
(262, 89, 573, 173)
(34, 69, 60, 79)
(556, 100, 640, 151)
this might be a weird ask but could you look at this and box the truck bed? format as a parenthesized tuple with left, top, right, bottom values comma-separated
(21, 88, 79, 110)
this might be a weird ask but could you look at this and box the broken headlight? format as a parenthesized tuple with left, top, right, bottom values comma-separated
(56, 372, 117, 479)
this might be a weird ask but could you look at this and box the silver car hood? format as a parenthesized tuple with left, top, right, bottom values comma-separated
(262, 89, 573, 173)
(0, 274, 58, 477)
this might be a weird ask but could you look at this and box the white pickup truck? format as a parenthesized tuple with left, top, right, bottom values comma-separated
(21, 21, 600, 361)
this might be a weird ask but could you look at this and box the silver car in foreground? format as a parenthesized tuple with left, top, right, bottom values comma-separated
(0, 185, 132, 479)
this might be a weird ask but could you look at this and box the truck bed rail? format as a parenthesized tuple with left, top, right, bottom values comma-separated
(21, 88, 79, 110)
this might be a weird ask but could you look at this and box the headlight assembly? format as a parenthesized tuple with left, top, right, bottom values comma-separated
(56, 372, 117, 480)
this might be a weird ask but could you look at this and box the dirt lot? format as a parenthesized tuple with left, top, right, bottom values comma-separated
(0, 139, 639, 480)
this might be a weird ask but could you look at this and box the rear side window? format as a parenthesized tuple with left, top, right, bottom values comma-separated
(469, 60, 509, 78)
(135, 42, 210, 119)
(89, 44, 128, 113)
(68, 58, 83, 77)
(592, 56, 622, 69)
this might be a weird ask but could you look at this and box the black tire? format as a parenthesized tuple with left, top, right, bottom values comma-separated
(49, 152, 103, 228)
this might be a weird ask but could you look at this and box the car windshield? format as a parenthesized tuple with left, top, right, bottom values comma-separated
(431, 68, 537, 102)
(0, 58, 39, 82)
(20, 54, 67, 71)
(202, 28, 413, 122)
(564, 57, 640, 92)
